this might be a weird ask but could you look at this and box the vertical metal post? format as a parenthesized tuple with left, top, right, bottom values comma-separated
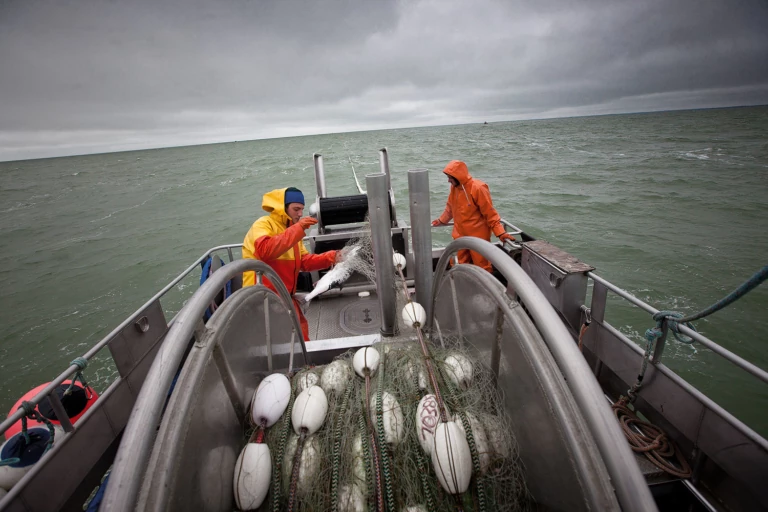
(408, 169, 433, 326)
(378, 148, 391, 191)
(313, 153, 327, 199)
(366, 173, 398, 337)
(48, 392, 74, 433)
(589, 280, 608, 376)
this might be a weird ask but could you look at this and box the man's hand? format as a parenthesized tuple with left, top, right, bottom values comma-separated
(499, 233, 515, 243)
(431, 219, 443, 227)
(298, 217, 318, 231)
(331, 250, 342, 264)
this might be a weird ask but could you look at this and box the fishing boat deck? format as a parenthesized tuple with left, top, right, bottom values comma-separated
(303, 289, 416, 340)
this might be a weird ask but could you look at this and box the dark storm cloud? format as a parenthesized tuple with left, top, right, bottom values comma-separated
(1, 0, 766, 160)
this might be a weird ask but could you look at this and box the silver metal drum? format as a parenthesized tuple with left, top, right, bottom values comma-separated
(138, 284, 307, 512)
(430, 237, 657, 512)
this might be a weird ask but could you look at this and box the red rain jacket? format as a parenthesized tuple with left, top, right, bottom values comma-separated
(242, 188, 336, 340)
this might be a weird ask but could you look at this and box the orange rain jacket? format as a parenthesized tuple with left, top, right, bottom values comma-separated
(242, 188, 336, 340)
(437, 161, 506, 272)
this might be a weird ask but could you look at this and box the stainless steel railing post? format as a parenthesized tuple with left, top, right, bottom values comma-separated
(313, 153, 327, 199)
(367, 172, 398, 337)
(408, 168, 433, 327)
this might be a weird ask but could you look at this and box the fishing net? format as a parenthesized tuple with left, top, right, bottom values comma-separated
(250, 221, 528, 511)
(258, 339, 529, 512)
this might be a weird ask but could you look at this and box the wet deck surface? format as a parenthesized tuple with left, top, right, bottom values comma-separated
(304, 292, 382, 339)
(303, 290, 416, 341)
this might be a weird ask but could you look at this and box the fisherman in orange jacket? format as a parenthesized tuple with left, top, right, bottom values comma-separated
(432, 161, 514, 272)
(243, 187, 338, 341)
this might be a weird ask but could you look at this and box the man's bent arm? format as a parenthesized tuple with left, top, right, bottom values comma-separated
(300, 250, 337, 272)
(437, 200, 454, 225)
(475, 186, 506, 237)
(254, 223, 306, 261)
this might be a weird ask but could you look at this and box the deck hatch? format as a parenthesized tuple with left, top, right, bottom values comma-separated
(339, 298, 381, 335)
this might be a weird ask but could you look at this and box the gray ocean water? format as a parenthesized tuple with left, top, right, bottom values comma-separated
(0, 106, 766, 436)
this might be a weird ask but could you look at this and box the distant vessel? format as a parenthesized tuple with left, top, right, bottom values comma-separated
(1, 149, 765, 512)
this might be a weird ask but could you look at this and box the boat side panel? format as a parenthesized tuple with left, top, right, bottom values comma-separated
(140, 286, 295, 511)
(0, 300, 168, 512)
(433, 265, 620, 511)
(582, 322, 768, 510)
(107, 299, 168, 379)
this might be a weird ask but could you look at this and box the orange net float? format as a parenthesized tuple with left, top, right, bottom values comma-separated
(4, 381, 98, 439)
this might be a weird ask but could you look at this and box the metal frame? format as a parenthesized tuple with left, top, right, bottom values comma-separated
(435, 263, 621, 510)
(367, 172, 398, 337)
(430, 236, 657, 512)
(102, 259, 306, 512)
(0, 243, 242, 438)
(584, 274, 768, 510)
(587, 272, 768, 384)
(408, 168, 434, 324)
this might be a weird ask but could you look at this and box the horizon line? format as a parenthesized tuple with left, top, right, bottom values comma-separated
(1, 103, 766, 164)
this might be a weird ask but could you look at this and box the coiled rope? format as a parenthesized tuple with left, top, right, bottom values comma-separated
(612, 397, 692, 478)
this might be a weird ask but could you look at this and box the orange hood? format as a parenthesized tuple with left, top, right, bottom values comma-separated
(443, 160, 472, 185)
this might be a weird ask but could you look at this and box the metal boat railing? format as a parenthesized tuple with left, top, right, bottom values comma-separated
(438, 217, 523, 236)
(587, 272, 768, 385)
(0, 243, 243, 437)
(432, 219, 767, 391)
(586, 270, 768, 458)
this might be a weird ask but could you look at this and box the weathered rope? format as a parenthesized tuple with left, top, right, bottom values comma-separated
(0, 401, 57, 467)
(413, 441, 437, 512)
(358, 409, 376, 510)
(365, 371, 385, 512)
(651, 265, 768, 344)
(65, 357, 93, 398)
(287, 429, 308, 512)
(612, 397, 691, 479)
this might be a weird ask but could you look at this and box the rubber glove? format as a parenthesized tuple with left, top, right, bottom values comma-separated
(499, 233, 516, 243)
(298, 217, 318, 231)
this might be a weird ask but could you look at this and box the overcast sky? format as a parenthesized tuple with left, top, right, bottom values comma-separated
(1, 0, 767, 161)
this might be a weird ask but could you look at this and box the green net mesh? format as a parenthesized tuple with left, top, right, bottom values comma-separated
(258, 340, 529, 512)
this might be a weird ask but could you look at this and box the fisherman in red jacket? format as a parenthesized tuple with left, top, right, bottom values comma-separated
(243, 187, 338, 340)
(432, 161, 514, 272)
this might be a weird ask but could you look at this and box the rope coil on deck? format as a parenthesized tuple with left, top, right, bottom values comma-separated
(612, 398, 692, 479)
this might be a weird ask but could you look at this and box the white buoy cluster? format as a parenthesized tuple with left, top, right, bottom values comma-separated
(234, 369, 336, 511)
(390, 250, 497, 503)
(234, 373, 291, 511)
(232, 341, 517, 511)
